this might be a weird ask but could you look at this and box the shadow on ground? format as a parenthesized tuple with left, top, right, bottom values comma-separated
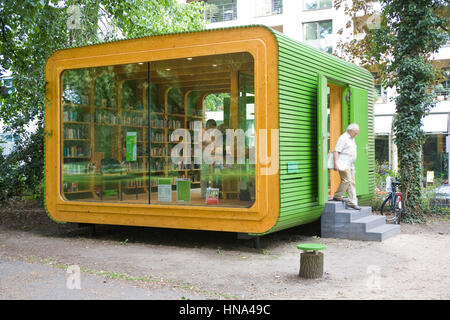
(0, 199, 321, 253)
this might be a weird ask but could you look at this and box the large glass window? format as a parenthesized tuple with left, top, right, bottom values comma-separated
(375, 135, 389, 164)
(423, 134, 448, 180)
(303, 20, 333, 54)
(61, 52, 255, 208)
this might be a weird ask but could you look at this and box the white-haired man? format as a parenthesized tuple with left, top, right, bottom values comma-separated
(332, 123, 360, 210)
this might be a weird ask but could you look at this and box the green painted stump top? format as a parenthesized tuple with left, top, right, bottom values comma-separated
(297, 243, 327, 251)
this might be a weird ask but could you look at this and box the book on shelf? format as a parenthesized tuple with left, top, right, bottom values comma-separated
(63, 162, 94, 175)
(64, 127, 86, 140)
(63, 146, 89, 157)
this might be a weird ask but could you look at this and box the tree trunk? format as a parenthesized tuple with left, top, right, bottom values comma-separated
(299, 252, 324, 279)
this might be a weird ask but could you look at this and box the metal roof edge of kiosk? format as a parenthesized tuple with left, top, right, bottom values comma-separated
(44, 25, 374, 236)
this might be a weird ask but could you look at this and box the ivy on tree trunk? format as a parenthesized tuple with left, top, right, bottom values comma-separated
(334, 0, 449, 222)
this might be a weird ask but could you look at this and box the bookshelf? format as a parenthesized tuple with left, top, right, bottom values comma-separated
(61, 71, 205, 200)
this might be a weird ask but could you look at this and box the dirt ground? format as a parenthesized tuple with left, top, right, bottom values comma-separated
(0, 200, 449, 300)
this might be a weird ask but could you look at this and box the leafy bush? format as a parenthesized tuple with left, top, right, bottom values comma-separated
(0, 129, 44, 204)
(421, 178, 450, 217)
(371, 160, 450, 219)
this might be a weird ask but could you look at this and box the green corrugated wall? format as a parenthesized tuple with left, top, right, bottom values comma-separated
(263, 29, 375, 234)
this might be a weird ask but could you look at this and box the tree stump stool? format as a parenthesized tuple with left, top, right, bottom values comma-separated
(297, 243, 327, 279)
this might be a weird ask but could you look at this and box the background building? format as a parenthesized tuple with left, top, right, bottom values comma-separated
(0, 74, 18, 156)
(182, 0, 450, 182)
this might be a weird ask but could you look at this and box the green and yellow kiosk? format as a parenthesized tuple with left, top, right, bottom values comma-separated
(45, 25, 374, 236)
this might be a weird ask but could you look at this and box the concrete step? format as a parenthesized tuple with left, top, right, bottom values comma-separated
(365, 224, 401, 242)
(350, 215, 386, 232)
(321, 200, 400, 241)
(322, 206, 372, 224)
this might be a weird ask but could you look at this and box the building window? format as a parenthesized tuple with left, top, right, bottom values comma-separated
(304, 0, 332, 10)
(375, 135, 390, 164)
(423, 134, 448, 180)
(303, 20, 333, 54)
(255, 0, 283, 17)
(372, 72, 387, 104)
(437, 67, 450, 101)
(204, 0, 237, 23)
(60, 52, 256, 208)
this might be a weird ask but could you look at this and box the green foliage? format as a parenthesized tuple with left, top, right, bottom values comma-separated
(0, 0, 206, 203)
(107, 0, 207, 38)
(204, 93, 230, 112)
(374, 160, 398, 190)
(0, 128, 45, 202)
(421, 178, 450, 217)
(336, 0, 449, 222)
(370, 160, 450, 219)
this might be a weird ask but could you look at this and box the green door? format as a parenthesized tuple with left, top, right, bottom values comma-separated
(317, 74, 328, 205)
(350, 86, 369, 196)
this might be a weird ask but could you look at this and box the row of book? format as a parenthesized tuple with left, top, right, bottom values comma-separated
(63, 146, 89, 157)
(151, 118, 183, 129)
(123, 161, 147, 172)
(151, 132, 166, 143)
(95, 110, 120, 125)
(63, 127, 86, 140)
(63, 162, 94, 175)
(188, 120, 202, 130)
(63, 110, 91, 122)
(150, 159, 166, 171)
(121, 112, 147, 126)
(151, 147, 169, 157)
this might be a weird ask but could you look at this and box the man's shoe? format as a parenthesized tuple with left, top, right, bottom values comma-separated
(332, 197, 344, 202)
(347, 204, 361, 210)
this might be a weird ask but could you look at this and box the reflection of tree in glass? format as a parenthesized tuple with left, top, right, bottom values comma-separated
(204, 93, 230, 112)
(94, 70, 117, 107)
(62, 69, 94, 104)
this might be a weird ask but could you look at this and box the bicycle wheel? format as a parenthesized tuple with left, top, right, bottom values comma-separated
(380, 193, 399, 223)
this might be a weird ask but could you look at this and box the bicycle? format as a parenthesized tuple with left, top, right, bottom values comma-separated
(380, 180, 402, 224)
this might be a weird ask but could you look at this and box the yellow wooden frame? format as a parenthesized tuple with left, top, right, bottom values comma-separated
(45, 26, 279, 233)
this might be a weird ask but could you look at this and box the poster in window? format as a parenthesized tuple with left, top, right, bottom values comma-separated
(158, 178, 172, 202)
(126, 131, 137, 162)
(205, 187, 219, 205)
(176, 179, 191, 202)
